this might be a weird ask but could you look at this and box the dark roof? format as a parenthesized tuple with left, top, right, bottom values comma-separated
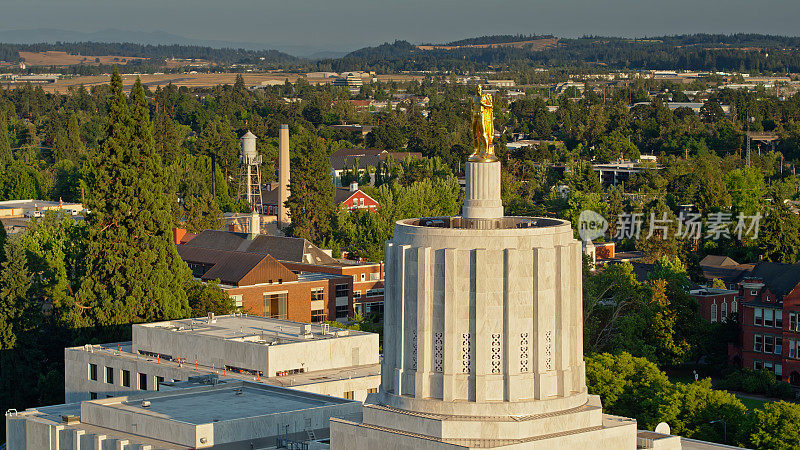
(700, 255, 739, 268)
(749, 262, 800, 298)
(183, 230, 337, 266)
(177, 246, 297, 286)
(328, 148, 422, 171)
(701, 265, 753, 285)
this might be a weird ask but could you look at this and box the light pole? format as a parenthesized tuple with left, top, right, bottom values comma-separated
(709, 419, 727, 443)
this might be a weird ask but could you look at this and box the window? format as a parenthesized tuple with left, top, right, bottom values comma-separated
(710, 302, 717, 323)
(156, 376, 164, 391)
(776, 337, 783, 355)
(366, 288, 384, 298)
(230, 294, 243, 309)
(89, 363, 98, 381)
(311, 309, 325, 323)
(755, 360, 763, 370)
(138, 373, 148, 390)
(776, 363, 783, 377)
(105, 366, 114, 384)
(732, 300, 738, 314)
(353, 290, 362, 299)
(122, 370, 131, 387)
(90, 392, 98, 400)
(336, 305, 349, 319)
(754, 334, 763, 352)
(352, 199, 358, 206)
(790, 340, 797, 358)
(366, 302, 384, 315)
(369, 272, 380, 281)
(263, 292, 288, 319)
(755, 308, 763, 326)
(776, 310, 783, 328)
(343, 391, 354, 400)
(311, 287, 325, 301)
(791, 313, 798, 332)
(766, 295, 771, 302)
(751, 290, 759, 296)
(765, 309, 774, 327)
(360, 273, 365, 281)
(764, 335, 775, 354)
(335, 284, 350, 298)
(721, 301, 728, 320)
(367, 388, 378, 394)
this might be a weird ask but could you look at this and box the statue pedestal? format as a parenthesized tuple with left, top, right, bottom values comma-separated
(462, 161, 503, 220)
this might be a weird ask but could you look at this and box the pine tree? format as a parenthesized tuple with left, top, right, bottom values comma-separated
(286, 133, 335, 243)
(0, 240, 31, 350)
(66, 113, 85, 161)
(0, 110, 12, 166)
(76, 70, 191, 326)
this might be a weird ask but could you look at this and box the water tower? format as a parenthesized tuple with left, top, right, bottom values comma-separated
(237, 131, 264, 213)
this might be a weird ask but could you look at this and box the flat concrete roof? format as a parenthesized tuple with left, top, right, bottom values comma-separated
(140, 314, 371, 345)
(69, 341, 380, 387)
(113, 384, 344, 425)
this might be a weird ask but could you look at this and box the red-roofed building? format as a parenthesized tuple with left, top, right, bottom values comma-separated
(336, 182, 379, 212)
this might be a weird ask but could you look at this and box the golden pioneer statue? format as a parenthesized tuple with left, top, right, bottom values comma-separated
(470, 85, 498, 162)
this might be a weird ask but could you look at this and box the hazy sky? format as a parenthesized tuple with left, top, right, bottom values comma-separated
(3, 0, 800, 51)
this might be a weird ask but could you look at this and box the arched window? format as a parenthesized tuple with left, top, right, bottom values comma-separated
(721, 301, 728, 321)
(731, 299, 738, 314)
(711, 301, 718, 323)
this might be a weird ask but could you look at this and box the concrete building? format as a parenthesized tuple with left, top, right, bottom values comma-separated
(329, 153, 657, 448)
(64, 315, 380, 404)
(7, 378, 361, 449)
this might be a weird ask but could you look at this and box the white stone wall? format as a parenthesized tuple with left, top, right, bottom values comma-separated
(64, 347, 379, 404)
(381, 218, 586, 416)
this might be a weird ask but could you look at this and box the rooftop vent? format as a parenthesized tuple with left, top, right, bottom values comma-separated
(61, 414, 79, 424)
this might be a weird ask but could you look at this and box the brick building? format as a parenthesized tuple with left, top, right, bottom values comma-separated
(335, 182, 379, 212)
(177, 245, 352, 322)
(178, 229, 385, 321)
(727, 262, 800, 384)
(689, 287, 739, 323)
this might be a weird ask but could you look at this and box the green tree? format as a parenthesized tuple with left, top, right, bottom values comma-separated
(585, 352, 680, 430)
(286, 133, 335, 243)
(65, 113, 85, 162)
(187, 279, 235, 317)
(724, 166, 764, 215)
(0, 110, 12, 166)
(757, 201, 800, 264)
(197, 115, 238, 179)
(741, 401, 800, 449)
(76, 70, 191, 326)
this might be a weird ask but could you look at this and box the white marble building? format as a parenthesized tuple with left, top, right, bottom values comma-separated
(329, 160, 673, 449)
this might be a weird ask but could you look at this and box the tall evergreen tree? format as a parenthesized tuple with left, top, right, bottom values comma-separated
(76, 70, 191, 326)
(66, 113, 85, 162)
(0, 110, 12, 166)
(286, 133, 335, 243)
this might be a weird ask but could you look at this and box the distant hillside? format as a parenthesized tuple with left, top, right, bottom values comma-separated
(417, 37, 558, 51)
(320, 33, 800, 74)
(441, 34, 555, 47)
(0, 28, 337, 58)
(0, 41, 298, 66)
